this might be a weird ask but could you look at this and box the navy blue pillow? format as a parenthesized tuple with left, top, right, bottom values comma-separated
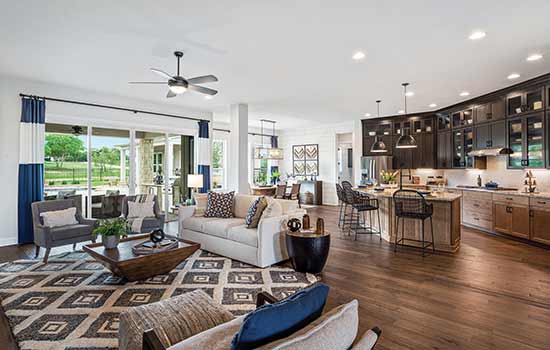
(231, 284, 329, 350)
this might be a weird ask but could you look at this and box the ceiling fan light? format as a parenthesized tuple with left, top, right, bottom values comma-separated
(169, 85, 187, 94)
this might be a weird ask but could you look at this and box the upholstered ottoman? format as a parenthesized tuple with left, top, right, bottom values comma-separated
(118, 290, 234, 350)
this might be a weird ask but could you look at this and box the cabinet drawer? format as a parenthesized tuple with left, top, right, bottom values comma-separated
(463, 200, 492, 215)
(463, 209, 492, 230)
(463, 190, 492, 201)
(492, 193, 529, 206)
(529, 197, 550, 210)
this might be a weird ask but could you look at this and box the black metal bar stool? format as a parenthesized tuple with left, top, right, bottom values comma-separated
(335, 183, 346, 227)
(393, 189, 435, 257)
(341, 181, 382, 240)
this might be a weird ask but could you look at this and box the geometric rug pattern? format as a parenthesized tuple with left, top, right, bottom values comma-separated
(0, 249, 318, 350)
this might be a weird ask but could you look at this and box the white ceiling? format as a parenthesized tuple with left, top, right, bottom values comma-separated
(1, 0, 550, 129)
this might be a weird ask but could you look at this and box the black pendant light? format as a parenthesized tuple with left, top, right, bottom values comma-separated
(395, 83, 418, 149)
(370, 100, 387, 153)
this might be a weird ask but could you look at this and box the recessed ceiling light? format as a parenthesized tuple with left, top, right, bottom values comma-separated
(352, 51, 366, 61)
(398, 110, 405, 114)
(204, 95, 213, 100)
(507, 73, 520, 80)
(526, 53, 543, 61)
(405, 91, 414, 97)
(468, 31, 486, 40)
(429, 103, 437, 108)
(364, 113, 371, 117)
(460, 91, 470, 97)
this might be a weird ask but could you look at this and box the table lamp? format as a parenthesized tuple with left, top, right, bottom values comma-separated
(187, 174, 204, 204)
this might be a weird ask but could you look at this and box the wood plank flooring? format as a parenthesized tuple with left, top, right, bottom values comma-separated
(1, 205, 549, 349)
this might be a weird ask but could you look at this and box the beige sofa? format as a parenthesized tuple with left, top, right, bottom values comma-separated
(126, 290, 381, 350)
(178, 194, 306, 267)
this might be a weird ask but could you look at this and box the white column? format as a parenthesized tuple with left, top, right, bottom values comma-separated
(352, 119, 363, 186)
(119, 148, 126, 183)
(129, 130, 136, 195)
(229, 103, 249, 193)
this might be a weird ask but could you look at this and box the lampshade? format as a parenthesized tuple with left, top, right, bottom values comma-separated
(395, 134, 417, 148)
(267, 147, 284, 160)
(370, 136, 388, 153)
(187, 174, 204, 188)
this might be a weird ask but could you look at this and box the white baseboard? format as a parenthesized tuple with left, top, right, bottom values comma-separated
(0, 236, 18, 247)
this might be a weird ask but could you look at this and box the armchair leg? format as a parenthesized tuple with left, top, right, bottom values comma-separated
(72, 243, 77, 251)
(34, 245, 40, 258)
(43, 248, 51, 264)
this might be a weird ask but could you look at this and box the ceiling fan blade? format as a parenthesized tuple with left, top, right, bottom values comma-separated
(188, 84, 218, 96)
(186, 75, 218, 84)
(166, 90, 177, 98)
(128, 81, 167, 84)
(151, 68, 173, 80)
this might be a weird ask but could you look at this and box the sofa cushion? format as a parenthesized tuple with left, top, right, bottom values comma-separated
(127, 200, 155, 218)
(261, 300, 358, 350)
(227, 225, 258, 247)
(205, 191, 235, 218)
(193, 193, 208, 216)
(167, 316, 244, 350)
(182, 216, 219, 232)
(234, 194, 260, 218)
(119, 289, 234, 350)
(50, 224, 92, 241)
(230, 284, 329, 350)
(203, 218, 246, 238)
(245, 196, 268, 228)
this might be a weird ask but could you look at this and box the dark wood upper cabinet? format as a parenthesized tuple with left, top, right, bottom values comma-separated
(547, 85, 550, 109)
(437, 113, 451, 130)
(362, 120, 393, 156)
(507, 112, 545, 168)
(452, 109, 474, 128)
(475, 99, 505, 124)
(436, 131, 452, 169)
(474, 120, 506, 150)
(453, 127, 474, 168)
(507, 87, 545, 117)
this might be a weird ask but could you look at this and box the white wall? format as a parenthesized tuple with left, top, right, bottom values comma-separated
(0, 75, 212, 246)
(277, 121, 354, 205)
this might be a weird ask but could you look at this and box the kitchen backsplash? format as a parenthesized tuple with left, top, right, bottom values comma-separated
(410, 157, 550, 192)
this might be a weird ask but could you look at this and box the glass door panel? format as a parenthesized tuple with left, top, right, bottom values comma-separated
(526, 115, 544, 167)
(508, 119, 523, 168)
(90, 127, 129, 219)
(453, 129, 464, 168)
(526, 89, 543, 112)
(464, 127, 474, 167)
(508, 94, 522, 116)
(44, 123, 88, 214)
(463, 109, 473, 125)
(135, 131, 167, 217)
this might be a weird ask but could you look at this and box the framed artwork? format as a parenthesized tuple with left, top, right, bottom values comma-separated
(292, 144, 318, 176)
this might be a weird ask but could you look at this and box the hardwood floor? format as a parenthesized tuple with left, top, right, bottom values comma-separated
(1, 206, 549, 349)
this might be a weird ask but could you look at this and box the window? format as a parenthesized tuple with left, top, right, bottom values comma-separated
(153, 152, 163, 174)
(212, 139, 226, 189)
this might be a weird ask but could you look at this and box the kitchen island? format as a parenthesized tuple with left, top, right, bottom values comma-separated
(355, 188, 462, 252)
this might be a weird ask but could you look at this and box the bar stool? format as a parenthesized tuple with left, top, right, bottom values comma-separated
(341, 181, 382, 240)
(335, 183, 346, 227)
(393, 189, 435, 257)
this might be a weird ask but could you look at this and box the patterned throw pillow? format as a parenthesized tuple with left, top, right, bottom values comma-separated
(204, 191, 235, 218)
(245, 196, 268, 228)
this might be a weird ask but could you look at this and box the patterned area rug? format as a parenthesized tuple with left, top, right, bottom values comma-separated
(0, 250, 318, 350)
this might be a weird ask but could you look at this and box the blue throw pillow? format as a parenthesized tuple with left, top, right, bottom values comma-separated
(231, 284, 329, 350)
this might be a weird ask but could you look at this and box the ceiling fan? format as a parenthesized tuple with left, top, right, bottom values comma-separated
(129, 51, 218, 98)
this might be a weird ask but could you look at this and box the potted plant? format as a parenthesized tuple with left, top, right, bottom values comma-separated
(93, 218, 128, 249)
(380, 170, 399, 186)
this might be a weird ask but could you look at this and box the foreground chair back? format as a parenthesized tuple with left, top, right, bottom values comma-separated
(274, 184, 287, 199)
(122, 195, 165, 234)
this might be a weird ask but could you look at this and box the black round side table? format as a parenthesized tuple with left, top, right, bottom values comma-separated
(285, 231, 330, 274)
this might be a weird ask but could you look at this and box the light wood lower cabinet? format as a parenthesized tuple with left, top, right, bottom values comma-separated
(529, 208, 550, 244)
(492, 203, 530, 239)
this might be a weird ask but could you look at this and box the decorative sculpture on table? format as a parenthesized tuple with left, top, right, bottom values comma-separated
(150, 229, 165, 247)
(287, 218, 302, 233)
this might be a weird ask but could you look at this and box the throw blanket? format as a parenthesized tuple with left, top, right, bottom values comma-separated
(129, 194, 155, 233)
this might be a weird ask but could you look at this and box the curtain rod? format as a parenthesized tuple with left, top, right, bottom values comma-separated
(213, 128, 276, 138)
(19, 93, 209, 123)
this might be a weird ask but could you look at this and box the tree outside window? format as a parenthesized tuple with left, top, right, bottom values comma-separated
(212, 140, 225, 189)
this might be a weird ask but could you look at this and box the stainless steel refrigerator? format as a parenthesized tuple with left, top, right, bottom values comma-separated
(360, 156, 393, 185)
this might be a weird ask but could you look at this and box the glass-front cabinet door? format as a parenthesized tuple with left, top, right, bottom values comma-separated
(437, 113, 450, 130)
(526, 114, 544, 168)
(464, 127, 474, 167)
(453, 129, 465, 168)
(507, 118, 523, 168)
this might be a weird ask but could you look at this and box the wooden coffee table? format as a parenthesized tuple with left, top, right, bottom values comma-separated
(83, 234, 200, 281)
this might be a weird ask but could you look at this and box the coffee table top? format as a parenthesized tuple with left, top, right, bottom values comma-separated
(83, 234, 199, 264)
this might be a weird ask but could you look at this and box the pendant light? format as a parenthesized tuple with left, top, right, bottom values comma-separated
(395, 83, 418, 149)
(370, 100, 387, 153)
(254, 119, 284, 160)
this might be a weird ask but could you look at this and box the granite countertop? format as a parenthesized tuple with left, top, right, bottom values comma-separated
(431, 186, 550, 200)
(356, 188, 462, 202)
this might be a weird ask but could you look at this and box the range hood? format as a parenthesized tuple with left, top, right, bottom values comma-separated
(468, 148, 514, 157)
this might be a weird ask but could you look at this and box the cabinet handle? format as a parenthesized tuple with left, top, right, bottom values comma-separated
(537, 201, 547, 205)
(473, 203, 480, 207)
(488, 140, 492, 147)
(487, 113, 492, 120)
(529, 210, 534, 217)
(474, 217, 479, 221)
(505, 197, 513, 201)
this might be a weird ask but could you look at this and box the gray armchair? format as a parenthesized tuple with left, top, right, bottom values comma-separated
(31, 199, 97, 263)
(122, 195, 165, 234)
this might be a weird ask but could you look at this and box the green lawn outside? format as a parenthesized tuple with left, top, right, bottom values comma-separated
(45, 161, 129, 186)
